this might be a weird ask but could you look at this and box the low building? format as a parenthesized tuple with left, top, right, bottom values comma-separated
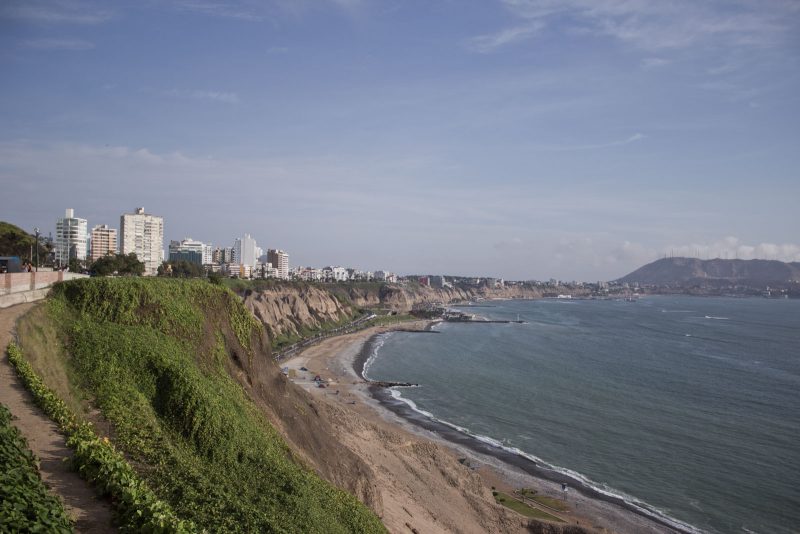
(169, 238, 212, 266)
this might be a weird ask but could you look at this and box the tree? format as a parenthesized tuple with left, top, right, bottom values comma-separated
(0, 221, 52, 265)
(68, 258, 83, 273)
(89, 253, 144, 276)
(157, 260, 204, 278)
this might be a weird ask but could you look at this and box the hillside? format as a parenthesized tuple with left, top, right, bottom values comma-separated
(616, 257, 800, 288)
(15, 278, 384, 533)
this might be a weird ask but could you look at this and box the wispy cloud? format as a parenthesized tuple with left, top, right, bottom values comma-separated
(19, 38, 94, 50)
(480, 0, 798, 52)
(0, 0, 113, 24)
(532, 133, 646, 152)
(172, 1, 265, 21)
(466, 23, 543, 53)
(641, 57, 670, 69)
(163, 88, 240, 104)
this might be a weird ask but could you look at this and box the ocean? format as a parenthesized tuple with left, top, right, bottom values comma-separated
(362, 296, 800, 534)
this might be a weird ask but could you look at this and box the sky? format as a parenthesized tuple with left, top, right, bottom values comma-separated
(1, 0, 799, 280)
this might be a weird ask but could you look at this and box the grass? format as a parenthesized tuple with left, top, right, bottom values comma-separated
(493, 491, 564, 522)
(516, 488, 569, 512)
(364, 313, 416, 327)
(26, 277, 385, 533)
(0, 403, 73, 533)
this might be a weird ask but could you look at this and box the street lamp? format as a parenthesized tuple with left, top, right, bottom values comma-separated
(33, 227, 40, 272)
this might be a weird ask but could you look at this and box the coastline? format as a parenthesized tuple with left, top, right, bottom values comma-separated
(355, 334, 695, 534)
(285, 322, 684, 534)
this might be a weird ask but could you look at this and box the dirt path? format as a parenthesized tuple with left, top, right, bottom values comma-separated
(0, 302, 116, 533)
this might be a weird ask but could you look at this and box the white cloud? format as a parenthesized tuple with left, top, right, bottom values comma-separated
(19, 38, 94, 50)
(665, 236, 800, 262)
(0, 1, 112, 24)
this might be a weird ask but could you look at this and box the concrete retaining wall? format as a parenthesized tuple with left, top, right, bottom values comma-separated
(0, 272, 89, 308)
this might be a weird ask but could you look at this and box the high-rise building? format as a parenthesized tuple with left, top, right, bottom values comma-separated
(55, 208, 88, 265)
(90, 224, 117, 262)
(267, 249, 289, 279)
(233, 234, 257, 267)
(120, 207, 164, 276)
(169, 238, 212, 266)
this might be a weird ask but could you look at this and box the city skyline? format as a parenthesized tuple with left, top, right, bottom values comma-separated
(1, 1, 798, 280)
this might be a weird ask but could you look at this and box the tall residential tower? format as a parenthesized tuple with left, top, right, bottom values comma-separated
(55, 208, 88, 266)
(267, 249, 290, 280)
(121, 207, 164, 276)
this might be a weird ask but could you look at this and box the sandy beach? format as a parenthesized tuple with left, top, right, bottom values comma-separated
(284, 322, 680, 534)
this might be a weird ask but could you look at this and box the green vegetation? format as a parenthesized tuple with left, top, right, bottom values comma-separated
(0, 220, 51, 265)
(7, 343, 191, 532)
(157, 260, 205, 278)
(515, 489, 569, 512)
(271, 312, 358, 351)
(492, 491, 563, 522)
(20, 277, 384, 533)
(0, 403, 74, 533)
(89, 253, 146, 276)
(364, 313, 416, 327)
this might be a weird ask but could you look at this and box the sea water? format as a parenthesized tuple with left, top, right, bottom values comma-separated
(363, 296, 800, 534)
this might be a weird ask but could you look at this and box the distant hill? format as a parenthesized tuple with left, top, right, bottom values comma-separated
(616, 257, 800, 287)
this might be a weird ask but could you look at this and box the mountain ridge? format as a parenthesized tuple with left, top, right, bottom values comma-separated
(616, 257, 800, 287)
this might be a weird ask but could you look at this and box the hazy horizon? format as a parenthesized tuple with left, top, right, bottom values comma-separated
(2, 1, 798, 280)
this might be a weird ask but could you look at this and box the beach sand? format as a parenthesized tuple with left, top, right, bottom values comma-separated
(284, 322, 679, 534)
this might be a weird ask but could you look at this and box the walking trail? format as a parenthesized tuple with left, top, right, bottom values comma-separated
(0, 302, 116, 533)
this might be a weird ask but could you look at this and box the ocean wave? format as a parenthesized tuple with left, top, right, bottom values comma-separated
(703, 316, 729, 320)
(362, 333, 391, 380)
(386, 387, 705, 534)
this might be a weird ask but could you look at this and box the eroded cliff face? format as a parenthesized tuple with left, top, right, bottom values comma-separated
(337, 283, 548, 311)
(241, 282, 551, 339)
(241, 285, 355, 341)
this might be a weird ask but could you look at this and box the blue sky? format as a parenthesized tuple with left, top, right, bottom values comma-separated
(1, 0, 799, 280)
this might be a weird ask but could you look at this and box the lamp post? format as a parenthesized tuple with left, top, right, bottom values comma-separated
(33, 228, 40, 272)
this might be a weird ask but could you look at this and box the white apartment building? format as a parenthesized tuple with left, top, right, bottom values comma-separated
(267, 249, 289, 279)
(323, 266, 348, 282)
(233, 234, 258, 267)
(55, 208, 88, 265)
(169, 238, 212, 265)
(90, 224, 117, 262)
(296, 267, 322, 282)
(121, 207, 164, 276)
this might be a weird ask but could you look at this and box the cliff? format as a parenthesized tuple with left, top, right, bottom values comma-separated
(329, 282, 548, 312)
(237, 281, 550, 342)
(241, 284, 356, 345)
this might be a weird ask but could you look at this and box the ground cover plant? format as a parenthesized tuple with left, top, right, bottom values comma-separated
(38, 277, 384, 533)
(0, 403, 73, 533)
(6, 343, 193, 533)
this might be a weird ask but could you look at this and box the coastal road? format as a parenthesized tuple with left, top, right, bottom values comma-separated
(0, 302, 116, 533)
